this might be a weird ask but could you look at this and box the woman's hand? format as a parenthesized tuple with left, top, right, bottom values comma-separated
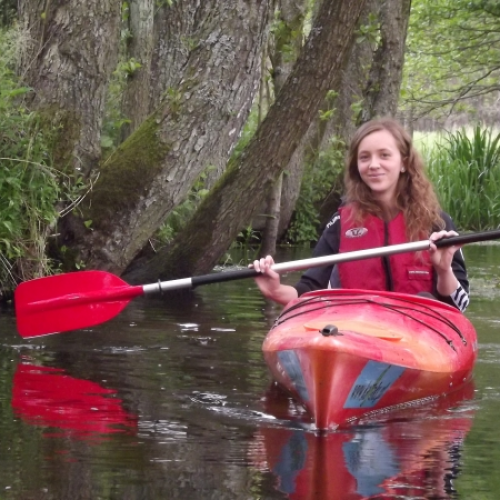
(252, 255, 281, 298)
(429, 230, 460, 273)
(429, 230, 461, 296)
(251, 255, 298, 305)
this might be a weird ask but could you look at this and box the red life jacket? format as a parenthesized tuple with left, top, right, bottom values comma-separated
(337, 205, 434, 294)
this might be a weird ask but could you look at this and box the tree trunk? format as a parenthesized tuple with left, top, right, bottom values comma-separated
(18, 0, 122, 175)
(259, 173, 283, 256)
(148, 1, 203, 112)
(277, 140, 308, 239)
(259, 0, 307, 255)
(358, 0, 411, 122)
(120, 0, 155, 140)
(77, 1, 271, 273)
(127, 0, 367, 283)
(279, 0, 381, 239)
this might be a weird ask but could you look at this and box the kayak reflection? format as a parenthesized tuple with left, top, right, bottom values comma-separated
(253, 382, 475, 499)
(11, 362, 137, 438)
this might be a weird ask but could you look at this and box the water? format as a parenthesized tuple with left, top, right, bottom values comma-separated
(1, 245, 500, 499)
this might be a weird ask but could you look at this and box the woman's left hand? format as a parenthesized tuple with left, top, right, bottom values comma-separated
(429, 230, 460, 273)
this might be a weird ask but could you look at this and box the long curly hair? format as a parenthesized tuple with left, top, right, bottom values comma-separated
(344, 118, 445, 241)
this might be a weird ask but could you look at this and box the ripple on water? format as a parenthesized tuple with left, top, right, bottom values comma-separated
(477, 342, 500, 364)
(138, 419, 188, 439)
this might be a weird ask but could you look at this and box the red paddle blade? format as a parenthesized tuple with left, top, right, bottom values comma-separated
(15, 271, 144, 338)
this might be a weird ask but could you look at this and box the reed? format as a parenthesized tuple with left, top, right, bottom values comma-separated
(419, 126, 500, 231)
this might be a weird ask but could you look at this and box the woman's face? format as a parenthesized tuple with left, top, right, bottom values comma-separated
(357, 129, 403, 205)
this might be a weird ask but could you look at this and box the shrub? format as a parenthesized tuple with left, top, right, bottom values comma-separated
(0, 29, 62, 287)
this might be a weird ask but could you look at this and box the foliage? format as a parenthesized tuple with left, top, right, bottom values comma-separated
(286, 135, 345, 244)
(402, 0, 500, 122)
(0, 29, 81, 287)
(425, 126, 500, 230)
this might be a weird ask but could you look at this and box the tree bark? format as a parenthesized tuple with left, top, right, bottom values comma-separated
(358, 0, 411, 122)
(18, 0, 122, 175)
(127, 0, 367, 283)
(148, 1, 202, 112)
(260, 173, 283, 256)
(277, 138, 308, 240)
(78, 1, 271, 273)
(120, 0, 155, 140)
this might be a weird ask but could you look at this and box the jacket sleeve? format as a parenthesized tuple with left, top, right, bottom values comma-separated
(294, 213, 341, 296)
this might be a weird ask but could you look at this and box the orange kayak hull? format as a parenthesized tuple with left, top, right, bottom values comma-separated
(262, 289, 477, 430)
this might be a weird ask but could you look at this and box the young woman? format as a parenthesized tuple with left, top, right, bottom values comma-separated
(253, 118, 469, 311)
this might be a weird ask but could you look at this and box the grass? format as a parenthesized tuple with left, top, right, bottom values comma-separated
(415, 126, 500, 231)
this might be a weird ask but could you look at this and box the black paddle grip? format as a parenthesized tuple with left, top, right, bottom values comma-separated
(191, 267, 260, 288)
(434, 229, 500, 248)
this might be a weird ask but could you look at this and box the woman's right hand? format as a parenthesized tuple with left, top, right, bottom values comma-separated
(251, 255, 299, 305)
(251, 255, 281, 299)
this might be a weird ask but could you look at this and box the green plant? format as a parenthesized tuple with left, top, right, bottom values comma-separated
(425, 126, 500, 230)
(0, 28, 85, 287)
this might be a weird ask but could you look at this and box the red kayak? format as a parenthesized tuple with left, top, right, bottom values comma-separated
(262, 289, 477, 430)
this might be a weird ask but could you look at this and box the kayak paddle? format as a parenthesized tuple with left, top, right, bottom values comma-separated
(14, 229, 500, 338)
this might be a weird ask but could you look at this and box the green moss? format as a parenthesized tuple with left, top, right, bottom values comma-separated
(86, 112, 170, 229)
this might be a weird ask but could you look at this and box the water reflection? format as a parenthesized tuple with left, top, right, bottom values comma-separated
(11, 360, 137, 440)
(254, 383, 475, 499)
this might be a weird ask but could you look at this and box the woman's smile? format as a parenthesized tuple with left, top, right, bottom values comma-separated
(357, 129, 403, 204)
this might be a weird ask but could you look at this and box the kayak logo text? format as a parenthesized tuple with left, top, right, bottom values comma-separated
(344, 361, 405, 408)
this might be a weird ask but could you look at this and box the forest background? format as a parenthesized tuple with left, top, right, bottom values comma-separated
(1, 0, 500, 293)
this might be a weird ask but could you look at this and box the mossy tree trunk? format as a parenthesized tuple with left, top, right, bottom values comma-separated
(18, 0, 122, 175)
(125, 0, 367, 283)
(75, 0, 271, 273)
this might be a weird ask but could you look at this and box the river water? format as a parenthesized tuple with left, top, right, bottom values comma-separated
(1, 245, 500, 499)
